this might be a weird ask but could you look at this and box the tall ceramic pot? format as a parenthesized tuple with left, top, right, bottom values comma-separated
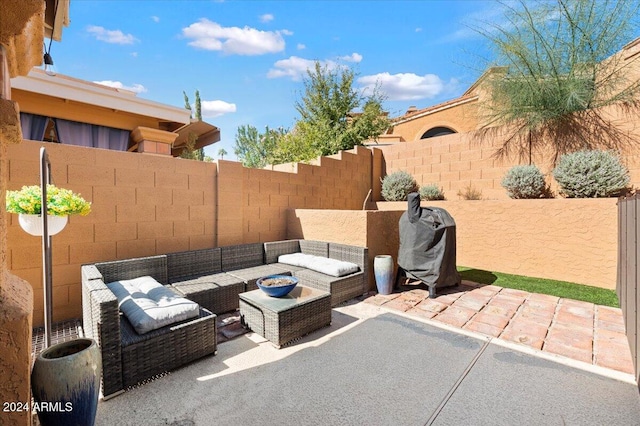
(374, 255, 395, 295)
(31, 338, 102, 426)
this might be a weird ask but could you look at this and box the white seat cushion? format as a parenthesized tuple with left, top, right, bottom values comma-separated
(278, 253, 359, 277)
(107, 276, 200, 335)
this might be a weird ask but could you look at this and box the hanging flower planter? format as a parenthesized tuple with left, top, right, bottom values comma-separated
(6, 184, 91, 236)
(18, 213, 68, 236)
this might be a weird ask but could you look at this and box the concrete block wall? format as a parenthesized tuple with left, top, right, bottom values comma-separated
(8, 141, 373, 325)
(218, 145, 373, 246)
(7, 141, 217, 325)
(378, 115, 640, 200)
(377, 131, 548, 200)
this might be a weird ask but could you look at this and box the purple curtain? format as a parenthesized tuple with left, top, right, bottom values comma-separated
(19, 113, 48, 141)
(94, 126, 129, 151)
(55, 118, 93, 147)
(55, 118, 129, 151)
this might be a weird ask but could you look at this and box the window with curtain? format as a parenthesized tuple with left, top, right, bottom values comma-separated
(19, 113, 49, 141)
(54, 118, 130, 151)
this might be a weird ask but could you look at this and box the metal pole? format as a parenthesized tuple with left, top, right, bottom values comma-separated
(40, 147, 53, 348)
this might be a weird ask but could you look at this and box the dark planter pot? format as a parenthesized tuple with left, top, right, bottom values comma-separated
(374, 255, 395, 295)
(31, 338, 102, 426)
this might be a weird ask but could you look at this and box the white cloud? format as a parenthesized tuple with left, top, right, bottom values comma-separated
(358, 72, 447, 101)
(260, 13, 274, 23)
(130, 52, 138, 58)
(267, 56, 338, 81)
(182, 19, 289, 55)
(87, 25, 137, 44)
(268, 53, 364, 81)
(93, 80, 147, 94)
(340, 53, 362, 63)
(297, 43, 306, 50)
(151, 16, 160, 23)
(200, 100, 237, 118)
(415, 27, 422, 32)
(280, 29, 293, 36)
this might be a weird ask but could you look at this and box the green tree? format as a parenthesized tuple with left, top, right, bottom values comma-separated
(233, 62, 389, 166)
(217, 148, 228, 160)
(180, 90, 205, 161)
(183, 91, 191, 115)
(194, 90, 202, 121)
(474, 0, 640, 164)
(286, 62, 389, 161)
(234, 125, 286, 168)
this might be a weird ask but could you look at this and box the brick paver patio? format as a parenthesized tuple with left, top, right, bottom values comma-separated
(364, 280, 634, 375)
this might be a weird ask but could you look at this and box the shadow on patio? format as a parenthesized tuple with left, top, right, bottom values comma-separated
(93, 301, 640, 426)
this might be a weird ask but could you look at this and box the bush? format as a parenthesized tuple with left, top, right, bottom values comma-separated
(553, 150, 630, 198)
(457, 185, 483, 200)
(380, 171, 419, 201)
(419, 184, 445, 201)
(501, 165, 547, 199)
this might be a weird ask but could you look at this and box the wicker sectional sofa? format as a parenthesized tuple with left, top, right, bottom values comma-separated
(81, 239, 367, 397)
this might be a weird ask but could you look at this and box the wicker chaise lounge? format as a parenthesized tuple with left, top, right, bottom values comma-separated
(81, 256, 217, 398)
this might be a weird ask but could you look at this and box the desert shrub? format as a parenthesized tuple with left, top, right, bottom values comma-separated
(380, 171, 419, 201)
(553, 150, 630, 198)
(501, 165, 547, 199)
(457, 185, 483, 200)
(419, 184, 445, 201)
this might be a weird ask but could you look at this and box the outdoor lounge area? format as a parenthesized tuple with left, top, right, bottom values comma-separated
(5, 2, 640, 425)
(81, 239, 367, 396)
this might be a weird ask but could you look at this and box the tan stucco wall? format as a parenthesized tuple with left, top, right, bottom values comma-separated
(12, 89, 165, 131)
(375, 199, 618, 289)
(390, 101, 479, 142)
(1, 2, 46, 421)
(289, 198, 618, 291)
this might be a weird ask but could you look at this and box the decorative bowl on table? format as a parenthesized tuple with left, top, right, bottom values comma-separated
(256, 275, 298, 297)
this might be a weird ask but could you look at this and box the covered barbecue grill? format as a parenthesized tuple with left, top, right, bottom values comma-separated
(397, 192, 461, 298)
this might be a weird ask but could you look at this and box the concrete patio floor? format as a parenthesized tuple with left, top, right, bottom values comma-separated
(34, 281, 638, 425)
(365, 280, 634, 375)
(96, 299, 640, 426)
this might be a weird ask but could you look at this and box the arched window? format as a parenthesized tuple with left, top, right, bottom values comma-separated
(420, 126, 457, 139)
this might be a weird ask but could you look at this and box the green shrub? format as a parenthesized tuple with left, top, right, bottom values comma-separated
(380, 171, 419, 201)
(419, 184, 445, 201)
(457, 184, 483, 200)
(553, 150, 630, 198)
(501, 165, 548, 199)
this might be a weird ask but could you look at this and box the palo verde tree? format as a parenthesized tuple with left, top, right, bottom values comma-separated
(474, 0, 640, 164)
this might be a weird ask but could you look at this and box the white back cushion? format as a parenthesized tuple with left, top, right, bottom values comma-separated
(107, 276, 199, 335)
(279, 253, 359, 277)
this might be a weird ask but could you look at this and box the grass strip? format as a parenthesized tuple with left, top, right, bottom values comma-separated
(457, 267, 619, 308)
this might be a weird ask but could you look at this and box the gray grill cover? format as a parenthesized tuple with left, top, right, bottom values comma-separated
(398, 193, 460, 289)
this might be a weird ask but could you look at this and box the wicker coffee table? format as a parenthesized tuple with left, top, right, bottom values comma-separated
(239, 285, 331, 348)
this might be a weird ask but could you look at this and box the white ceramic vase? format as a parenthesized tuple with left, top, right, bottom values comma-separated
(374, 255, 395, 295)
(18, 214, 68, 236)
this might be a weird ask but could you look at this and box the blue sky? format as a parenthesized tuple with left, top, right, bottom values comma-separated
(47, 0, 500, 159)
